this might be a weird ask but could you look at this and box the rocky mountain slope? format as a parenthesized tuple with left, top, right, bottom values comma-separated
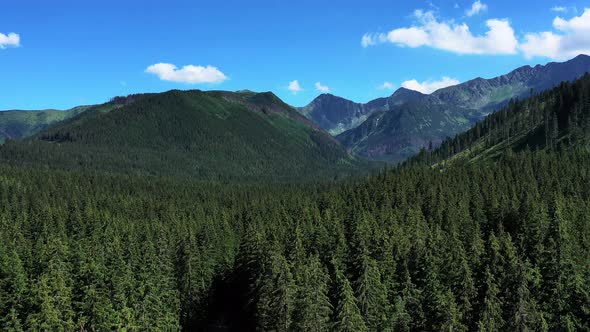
(334, 54, 590, 163)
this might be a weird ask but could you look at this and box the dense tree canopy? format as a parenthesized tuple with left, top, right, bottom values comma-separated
(0, 146, 588, 330)
(1, 75, 590, 331)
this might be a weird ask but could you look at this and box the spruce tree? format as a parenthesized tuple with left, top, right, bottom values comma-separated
(354, 254, 389, 331)
(292, 254, 333, 332)
(477, 267, 505, 332)
(333, 267, 367, 332)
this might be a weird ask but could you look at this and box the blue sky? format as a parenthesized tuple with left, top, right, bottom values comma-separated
(1, 0, 589, 110)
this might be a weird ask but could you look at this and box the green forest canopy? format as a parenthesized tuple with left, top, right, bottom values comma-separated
(1, 76, 590, 331)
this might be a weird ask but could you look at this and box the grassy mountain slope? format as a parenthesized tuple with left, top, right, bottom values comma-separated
(408, 74, 590, 167)
(0, 89, 375, 181)
(337, 54, 590, 163)
(0, 106, 89, 142)
(432, 54, 590, 112)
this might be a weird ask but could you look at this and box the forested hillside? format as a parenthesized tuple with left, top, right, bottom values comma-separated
(0, 106, 89, 143)
(409, 74, 590, 166)
(336, 96, 473, 163)
(0, 90, 374, 182)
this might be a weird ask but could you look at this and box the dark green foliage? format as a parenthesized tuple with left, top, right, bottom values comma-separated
(1, 75, 590, 331)
(477, 267, 504, 331)
(256, 252, 295, 331)
(0, 90, 376, 182)
(333, 266, 367, 332)
(354, 253, 389, 330)
(0, 147, 589, 330)
(291, 255, 332, 331)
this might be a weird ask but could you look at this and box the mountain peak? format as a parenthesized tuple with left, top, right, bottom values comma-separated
(312, 93, 339, 101)
(391, 87, 426, 97)
(304, 93, 356, 108)
(572, 53, 590, 60)
(236, 89, 256, 94)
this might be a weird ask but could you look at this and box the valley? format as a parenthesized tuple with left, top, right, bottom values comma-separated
(2, 3, 590, 329)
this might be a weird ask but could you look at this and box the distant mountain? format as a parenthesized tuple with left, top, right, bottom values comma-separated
(0, 90, 376, 181)
(408, 73, 590, 166)
(432, 54, 590, 111)
(336, 95, 474, 162)
(336, 54, 590, 163)
(0, 106, 89, 142)
(297, 88, 425, 135)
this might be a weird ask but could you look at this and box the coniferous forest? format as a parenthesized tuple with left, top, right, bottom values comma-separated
(6, 0, 590, 330)
(0, 73, 589, 331)
(1, 148, 589, 331)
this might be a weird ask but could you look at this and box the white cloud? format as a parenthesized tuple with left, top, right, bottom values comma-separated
(401, 76, 460, 94)
(361, 34, 377, 47)
(288, 80, 303, 94)
(315, 82, 330, 93)
(386, 25, 431, 47)
(551, 6, 568, 13)
(0, 32, 20, 48)
(379, 82, 396, 90)
(145, 63, 227, 84)
(361, 10, 518, 55)
(362, 6, 590, 61)
(520, 8, 590, 60)
(466, 1, 488, 17)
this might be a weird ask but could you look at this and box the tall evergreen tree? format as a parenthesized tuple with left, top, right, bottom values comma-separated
(292, 254, 333, 332)
(333, 266, 367, 332)
(257, 252, 295, 332)
(354, 253, 389, 331)
(477, 267, 505, 332)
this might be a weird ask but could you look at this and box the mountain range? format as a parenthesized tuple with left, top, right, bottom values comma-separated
(408, 72, 590, 167)
(301, 54, 590, 162)
(0, 89, 374, 181)
(0, 54, 589, 173)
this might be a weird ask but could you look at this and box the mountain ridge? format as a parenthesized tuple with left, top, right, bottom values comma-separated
(0, 106, 90, 142)
(297, 87, 429, 135)
(329, 54, 590, 163)
(407, 73, 590, 167)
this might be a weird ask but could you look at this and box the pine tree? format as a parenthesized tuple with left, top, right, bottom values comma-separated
(257, 252, 295, 332)
(354, 254, 389, 331)
(477, 267, 505, 332)
(333, 267, 368, 332)
(0, 248, 28, 330)
(3, 308, 23, 332)
(510, 262, 548, 332)
(27, 238, 76, 331)
(292, 254, 333, 332)
(390, 296, 411, 332)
